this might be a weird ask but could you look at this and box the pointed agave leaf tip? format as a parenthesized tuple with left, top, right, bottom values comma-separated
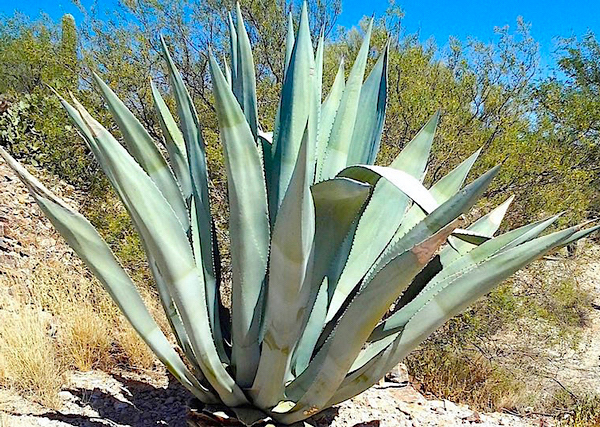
(46, 84, 64, 100)
(475, 164, 502, 189)
(235, 2, 245, 27)
(301, 1, 308, 23)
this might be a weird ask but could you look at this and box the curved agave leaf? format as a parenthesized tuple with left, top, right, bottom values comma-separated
(284, 12, 294, 78)
(291, 177, 372, 376)
(389, 111, 439, 175)
(150, 81, 193, 200)
(252, 124, 315, 408)
(325, 117, 439, 321)
(0, 147, 217, 404)
(279, 222, 459, 424)
(367, 214, 562, 345)
(362, 166, 500, 290)
(270, 2, 314, 221)
(320, 20, 373, 180)
(63, 96, 195, 360)
(367, 148, 482, 284)
(444, 195, 514, 261)
(64, 96, 246, 406)
(315, 59, 345, 182)
(209, 53, 270, 387)
(159, 37, 227, 362)
(228, 12, 238, 80)
(331, 226, 580, 406)
(233, 4, 259, 137)
(223, 55, 233, 87)
(92, 74, 189, 231)
(347, 42, 389, 166)
(338, 165, 439, 212)
(392, 147, 482, 244)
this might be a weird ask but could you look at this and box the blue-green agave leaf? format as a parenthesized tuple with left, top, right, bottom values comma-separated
(362, 165, 500, 288)
(291, 177, 371, 376)
(284, 11, 294, 78)
(159, 36, 226, 362)
(279, 222, 459, 423)
(325, 164, 439, 321)
(233, 3, 259, 137)
(315, 59, 345, 182)
(252, 124, 315, 409)
(347, 42, 389, 166)
(390, 111, 439, 176)
(370, 149, 482, 280)
(320, 20, 373, 180)
(228, 12, 238, 79)
(223, 55, 232, 87)
(368, 214, 562, 344)
(332, 226, 578, 405)
(66, 97, 246, 406)
(270, 2, 315, 222)
(150, 81, 192, 200)
(209, 53, 270, 387)
(92, 73, 189, 231)
(445, 195, 514, 259)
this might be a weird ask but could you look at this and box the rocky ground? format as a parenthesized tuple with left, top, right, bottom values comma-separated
(0, 160, 587, 427)
(0, 366, 551, 427)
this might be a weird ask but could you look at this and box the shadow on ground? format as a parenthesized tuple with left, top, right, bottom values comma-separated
(29, 374, 344, 427)
(39, 373, 190, 427)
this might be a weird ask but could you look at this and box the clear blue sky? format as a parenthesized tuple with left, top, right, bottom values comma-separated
(2, 0, 600, 74)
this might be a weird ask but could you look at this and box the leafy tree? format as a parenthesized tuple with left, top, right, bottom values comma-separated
(0, 13, 94, 182)
(536, 32, 600, 214)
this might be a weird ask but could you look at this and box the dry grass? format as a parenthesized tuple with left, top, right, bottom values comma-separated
(0, 307, 63, 408)
(406, 342, 529, 412)
(62, 308, 113, 371)
(0, 260, 162, 405)
(114, 325, 157, 370)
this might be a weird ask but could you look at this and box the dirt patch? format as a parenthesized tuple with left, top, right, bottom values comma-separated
(1, 367, 549, 427)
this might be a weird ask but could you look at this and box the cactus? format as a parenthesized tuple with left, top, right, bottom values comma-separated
(1, 4, 597, 425)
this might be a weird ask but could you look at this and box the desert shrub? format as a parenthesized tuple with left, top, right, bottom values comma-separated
(406, 337, 527, 411)
(406, 254, 594, 412)
(557, 393, 600, 426)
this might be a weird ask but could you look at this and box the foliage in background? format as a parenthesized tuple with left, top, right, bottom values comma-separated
(536, 31, 600, 213)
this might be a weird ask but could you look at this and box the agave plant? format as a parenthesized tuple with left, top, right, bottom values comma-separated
(1, 3, 597, 425)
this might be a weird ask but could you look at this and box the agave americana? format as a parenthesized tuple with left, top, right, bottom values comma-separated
(1, 3, 597, 425)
